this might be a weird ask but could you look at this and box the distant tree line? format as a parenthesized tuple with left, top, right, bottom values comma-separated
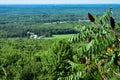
(0, 28, 79, 38)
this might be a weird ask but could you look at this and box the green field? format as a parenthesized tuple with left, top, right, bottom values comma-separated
(44, 34, 76, 39)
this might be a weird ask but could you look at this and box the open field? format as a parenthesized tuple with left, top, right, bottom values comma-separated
(44, 34, 76, 39)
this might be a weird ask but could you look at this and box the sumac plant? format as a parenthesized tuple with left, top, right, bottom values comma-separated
(60, 8, 120, 80)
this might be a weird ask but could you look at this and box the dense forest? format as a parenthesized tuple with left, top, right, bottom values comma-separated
(0, 4, 120, 80)
(0, 4, 120, 37)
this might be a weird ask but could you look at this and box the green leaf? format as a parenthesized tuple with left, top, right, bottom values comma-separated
(86, 40, 94, 51)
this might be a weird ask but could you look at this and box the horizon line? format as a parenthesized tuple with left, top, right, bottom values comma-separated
(0, 3, 120, 5)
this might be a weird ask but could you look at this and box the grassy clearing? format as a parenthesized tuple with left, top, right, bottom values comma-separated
(44, 34, 76, 39)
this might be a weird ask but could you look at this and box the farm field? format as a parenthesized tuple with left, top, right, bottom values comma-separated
(0, 4, 120, 80)
(44, 34, 76, 39)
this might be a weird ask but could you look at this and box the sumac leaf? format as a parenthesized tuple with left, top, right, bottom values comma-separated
(88, 13, 95, 22)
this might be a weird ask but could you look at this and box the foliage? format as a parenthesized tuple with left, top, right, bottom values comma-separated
(0, 7, 120, 80)
(62, 8, 120, 80)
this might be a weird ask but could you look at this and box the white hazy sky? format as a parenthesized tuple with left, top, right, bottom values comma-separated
(0, 0, 120, 4)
